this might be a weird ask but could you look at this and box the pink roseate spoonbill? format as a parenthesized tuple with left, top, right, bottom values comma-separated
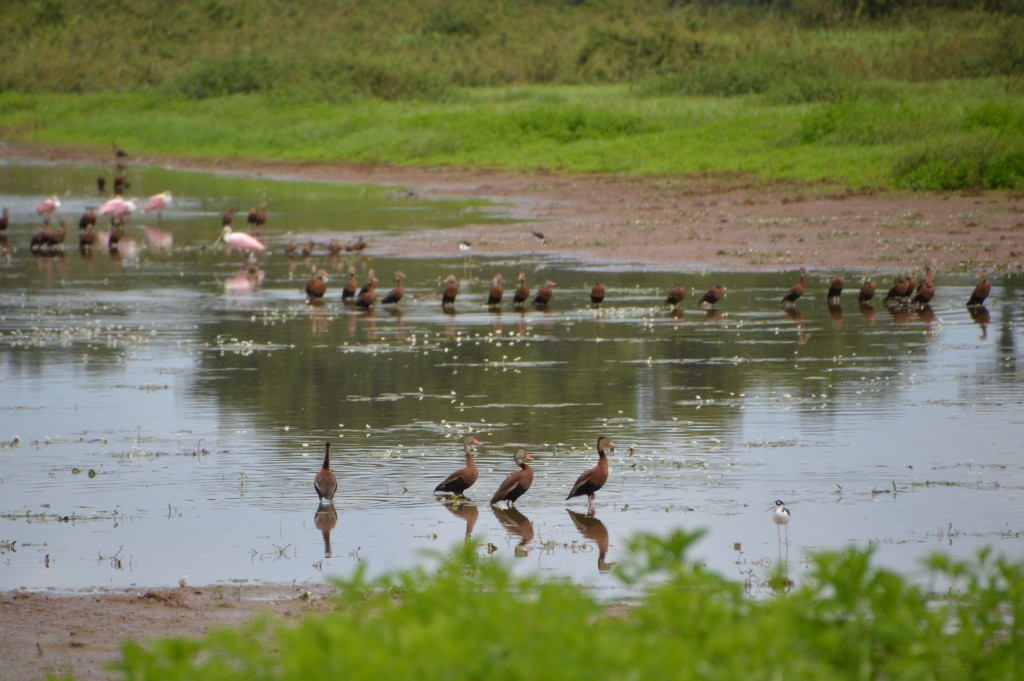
(566, 436, 615, 510)
(434, 435, 482, 498)
(490, 449, 534, 508)
(143, 191, 173, 225)
(341, 266, 358, 303)
(534, 279, 556, 307)
(512, 272, 529, 307)
(441, 274, 458, 308)
(0, 207, 9, 232)
(487, 274, 504, 307)
(98, 197, 138, 225)
(304, 268, 328, 302)
(35, 196, 60, 225)
(782, 268, 807, 307)
(967, 272, 991, 308)
(355, 275, 378, 310)
(827, 275, 844, 306)
(700, 284, 726, 309)
(665, 285, 686, 308)
(590, 282, 606, 307)
(858, 278, 876, 305)
(381, 271, 406, 305)
(314, 442, 337, 505)
(214, 226, 266, 255)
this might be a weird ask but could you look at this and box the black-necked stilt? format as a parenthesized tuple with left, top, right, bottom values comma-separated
(772, 499, 791, 543)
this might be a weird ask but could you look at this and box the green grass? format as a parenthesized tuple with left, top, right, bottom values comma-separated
(2, 1, 1023, 189)
(106, 530, 1023, 681)
(3, 79, 1023, 189)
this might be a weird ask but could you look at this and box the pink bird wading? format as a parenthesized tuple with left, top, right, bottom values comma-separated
(143, 191, 173, 225)
(98, 196, 138, 225)
(214, 226, 266, 257)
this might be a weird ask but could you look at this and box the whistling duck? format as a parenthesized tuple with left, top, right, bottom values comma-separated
(113, 175, 127, 196)
(143, 191, 173, 224)
(381, 271, 406, 305)
(858, 278, 876, 305)
(355, 275, 378, 309)
(345, 236, 367, 252)
(434, 435, 482, 497)
(490, 449, 534, 507)
(108, 220, 124, 253)
(772, 499, 791, 543)
(247, 203, 267, 231)
(590, 282, 606, 306)
(220, 208, 237, 226)
(112, 141, 128, 159)
(512, 272, 529, 307)
(441, 274, 458, 308)
(305, 268, 328, 301)
(29, 224, 54, 253)
(827, 275, 844, 305)
(327, 239, 345, 257)
(97, 176, 106, 194)
(0, 207, 9, 232)
(566, 436, 615, 509)
(79, 208, 96, 231)
(487, 274, 504, 307)
(314, 442, 338, 504)
(300, 240, 316, 259)
(782, 268, 807, 307)
(534, 280, 556, 307)
(357, 269, 376, 299)
(967, 272, 990, 308)
(700, 284, 726, 309)
(342, 266, 358, 303)
(913, 280, 936, 307)
(35, 196, 60, 225)
(885, 275, 912, 304)
(665, 285, 687, 308)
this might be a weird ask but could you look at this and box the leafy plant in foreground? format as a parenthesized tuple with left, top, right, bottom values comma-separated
(112, 530, 1023, 681)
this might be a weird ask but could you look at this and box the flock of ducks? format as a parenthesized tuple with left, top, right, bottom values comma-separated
(315, 435, 615, 510)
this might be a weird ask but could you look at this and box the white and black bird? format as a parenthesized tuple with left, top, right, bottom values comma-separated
(771, 499, 791, 543)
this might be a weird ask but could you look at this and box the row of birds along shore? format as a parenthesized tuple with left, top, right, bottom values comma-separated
(2, 192, 994, 312)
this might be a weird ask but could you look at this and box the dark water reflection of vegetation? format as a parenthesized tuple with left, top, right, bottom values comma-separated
(1, 161, 1022, 594)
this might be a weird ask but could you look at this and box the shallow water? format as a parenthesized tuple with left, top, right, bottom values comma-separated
(1, 160, 1022, 598)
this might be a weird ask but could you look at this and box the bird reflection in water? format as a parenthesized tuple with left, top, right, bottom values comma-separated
(491, 505, 534, 557)
(314, 506, 338, 557)
(784, 307, 811, 344)
(566, 509, 615, 572)
(439, 498, 479, 541)
(828, 301, 844, 329)
(969, 306, 991, 340)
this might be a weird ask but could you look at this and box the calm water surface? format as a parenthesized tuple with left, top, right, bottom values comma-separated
(1, 160, 1022, 598)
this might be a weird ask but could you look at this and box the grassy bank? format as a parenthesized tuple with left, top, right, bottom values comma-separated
(3, 79, 1022, 189)
(2, 1, 1023, 189)
(113, 531, 1023, 680)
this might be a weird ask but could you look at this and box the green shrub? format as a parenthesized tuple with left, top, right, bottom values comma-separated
(112, 530, 1024, 681)
(894, 133, 1024, 190)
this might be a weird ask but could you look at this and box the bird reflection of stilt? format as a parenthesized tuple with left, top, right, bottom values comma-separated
(491, 505, 534, 557)
(314, 506, 338, 557)
(567, 509, 615, 572)
(440, 498, 479, 541)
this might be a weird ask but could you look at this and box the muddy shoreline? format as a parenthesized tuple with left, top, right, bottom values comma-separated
(4, 141, 1022, 273)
